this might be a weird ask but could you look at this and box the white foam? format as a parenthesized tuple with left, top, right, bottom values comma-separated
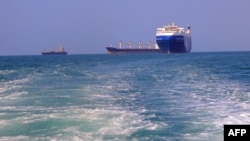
(3, 64, 249, 140)
(0, 70, 15, 75)
(165, 66, 250, 141)
(0, 136, 30, 141)
(0, 103, 164, 140)
(0, 72, 43, 118)
(184, 132, 222, 141)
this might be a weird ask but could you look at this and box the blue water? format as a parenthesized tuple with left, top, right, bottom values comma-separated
(0, 52, 250, 141)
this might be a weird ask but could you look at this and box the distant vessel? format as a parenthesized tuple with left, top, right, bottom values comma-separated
(106, 41, 160, 54)
(42, 45, 67, 55)
(106, 23, 191, 54)
(156, 23, 191, 53)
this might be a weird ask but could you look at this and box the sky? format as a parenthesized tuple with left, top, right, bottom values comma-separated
(0, 0, 250, 55)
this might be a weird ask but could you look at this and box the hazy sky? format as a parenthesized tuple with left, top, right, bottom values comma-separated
(0, 0, 249, 55)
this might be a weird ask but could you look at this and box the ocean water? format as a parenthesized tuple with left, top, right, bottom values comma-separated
(0, 52, 249, 141)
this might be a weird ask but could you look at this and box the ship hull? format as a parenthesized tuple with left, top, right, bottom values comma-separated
(156, 35, 191, 53)
(42, 52, 67, 55)
(106, 47, 160, 54)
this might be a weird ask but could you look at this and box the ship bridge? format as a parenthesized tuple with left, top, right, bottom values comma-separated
(156, 23, 189, 36)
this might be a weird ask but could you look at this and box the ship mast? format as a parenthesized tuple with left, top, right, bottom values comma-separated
(119, 41, 123, 49)
(147, 41, 151, 49)
(128, 41, 132, 48)
(58, 44, 65, 52)
(138, 41, 142, 49)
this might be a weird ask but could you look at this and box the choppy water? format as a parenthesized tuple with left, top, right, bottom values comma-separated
(0, 52, 250, 141)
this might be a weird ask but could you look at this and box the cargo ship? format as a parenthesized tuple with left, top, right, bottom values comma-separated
(106, 23, 191, 54)
(41, 45, 67, 55)
(106, 41, 160, 54)
(156, 23, 191, 53)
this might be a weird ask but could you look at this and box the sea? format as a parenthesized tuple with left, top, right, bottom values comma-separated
(0, 52, 249, 141)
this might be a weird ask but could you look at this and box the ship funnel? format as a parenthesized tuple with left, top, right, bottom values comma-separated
(186, 25, 191, 34)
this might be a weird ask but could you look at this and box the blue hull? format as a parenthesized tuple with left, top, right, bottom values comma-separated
(156, 35, 191, 53)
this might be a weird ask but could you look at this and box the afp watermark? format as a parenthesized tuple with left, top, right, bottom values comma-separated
(224, 125, 250, 141)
